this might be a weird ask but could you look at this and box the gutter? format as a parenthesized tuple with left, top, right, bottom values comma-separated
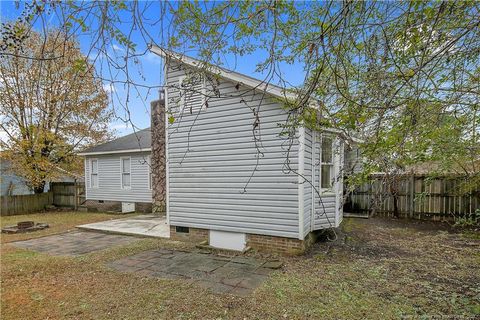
(77, 148, 152, 156)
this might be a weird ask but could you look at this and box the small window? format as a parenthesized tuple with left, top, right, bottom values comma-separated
(90, 159, 98, 188)
(320, 136, 334, 189)
(121, 157, 131, 189)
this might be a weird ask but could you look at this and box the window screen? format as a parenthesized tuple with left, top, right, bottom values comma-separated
(90, 159, 98, 188)
(121, 158, 131, 188)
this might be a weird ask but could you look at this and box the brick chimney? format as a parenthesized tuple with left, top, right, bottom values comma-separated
(151, 93, 166, 214)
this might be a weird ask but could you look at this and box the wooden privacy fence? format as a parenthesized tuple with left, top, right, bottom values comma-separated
(1, 192, 53, 216)
(50, 182, 85, 209)
(345, 175, 480, 220)
(0, 182, 85, 216)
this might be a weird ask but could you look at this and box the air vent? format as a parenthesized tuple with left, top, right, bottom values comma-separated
(175, 226, 189, 233)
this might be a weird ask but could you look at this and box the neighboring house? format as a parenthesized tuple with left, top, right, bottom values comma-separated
(0, 159, 35, 195)
(78, 128, 152, 213)
(148, 46, 357, 254)
(0, 158, 76, 196)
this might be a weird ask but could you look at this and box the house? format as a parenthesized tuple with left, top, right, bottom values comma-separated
(148, 46, 355, 254)
(0, 158, 77, 196)
(78, 128, 153, 213)
(1, 158, 35, 196)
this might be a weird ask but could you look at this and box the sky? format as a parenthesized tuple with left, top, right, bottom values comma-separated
(0, 1, 306, 138)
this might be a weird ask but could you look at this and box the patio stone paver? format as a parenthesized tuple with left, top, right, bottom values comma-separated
(108, 249, 280, 296)
(10, 231, 139, 256)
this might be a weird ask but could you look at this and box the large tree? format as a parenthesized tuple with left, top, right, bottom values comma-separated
(0, 29, 112, 193)
(2, 1, 478, 196)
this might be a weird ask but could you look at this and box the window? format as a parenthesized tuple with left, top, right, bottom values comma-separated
(90, 159, 98, 188)
(320, 135, 334, 189)
(121, 157, 131, 189)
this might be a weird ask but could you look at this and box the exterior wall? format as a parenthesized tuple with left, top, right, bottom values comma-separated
(166, 61, 300, 239)
(303, 127, 313, 237)
(169, 225, 208, 242)
(151, 99, 166, 214)
(247, 232, 317, 255)
(84, 199, 152, 213)
(312, 131, 338, 229)
(169, 224, 316, 255)
(85, 151, 152, 203)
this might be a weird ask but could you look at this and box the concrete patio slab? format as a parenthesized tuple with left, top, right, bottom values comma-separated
(77, 214, 170, 238)
(108, 249, 280, 296)
(10, 231, 140, 256)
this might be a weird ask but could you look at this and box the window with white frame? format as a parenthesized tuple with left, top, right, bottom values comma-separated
(90, 159, 98, 188)
(320, 135, 334, 190)
(121, 157, 131, 189)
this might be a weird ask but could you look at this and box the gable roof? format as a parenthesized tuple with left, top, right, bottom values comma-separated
(78, 128, 151, 156)
(150, 45, 298, 101)
(149, 46, 363, 144)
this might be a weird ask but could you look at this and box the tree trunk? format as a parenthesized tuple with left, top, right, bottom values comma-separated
(33, 182, 46, 194)
(393, 194, 399, 218)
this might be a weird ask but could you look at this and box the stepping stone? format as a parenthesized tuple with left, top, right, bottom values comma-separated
(262, 260, 283, 269)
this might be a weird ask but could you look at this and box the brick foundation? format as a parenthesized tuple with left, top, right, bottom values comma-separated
(84, 200, 152, 213)
(169, 225, 316, 255)
(84, 200, 121, 212)
(247, 232, 316, 255)
(169, 226, 209, 243)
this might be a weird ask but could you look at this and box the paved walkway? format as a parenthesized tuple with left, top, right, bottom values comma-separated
(11, 231, 139, 256)
(77, 215, 169, 238)
(108, 249, 281, 296)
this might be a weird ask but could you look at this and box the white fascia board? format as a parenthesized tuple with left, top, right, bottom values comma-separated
(150, 45, 297, 101)
(320, 127, 364, 144)
(78, 148, 151, 156)
(150, 46, 364, 144)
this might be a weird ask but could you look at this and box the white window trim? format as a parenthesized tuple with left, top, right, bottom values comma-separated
(320, 134, 334, 193)
(90, 158, 99, 189)
(120, 156, 131, 190)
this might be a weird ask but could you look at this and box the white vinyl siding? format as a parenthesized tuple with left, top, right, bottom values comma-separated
(90, 159, 98, 188)
(313, 131, 337, 229)
(166, 61, 300, 239)
(121, 157, 131, 189)
(303, 127, 313, 236)
(321, 135, 334, 190)
(148, 155, 152, 190)
(85, 152, 152, 203)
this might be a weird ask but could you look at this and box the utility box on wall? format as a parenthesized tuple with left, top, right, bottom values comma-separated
(121, 202, 135, 213)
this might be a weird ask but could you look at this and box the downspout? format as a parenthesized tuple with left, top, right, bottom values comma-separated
(164, 64, 170, 225)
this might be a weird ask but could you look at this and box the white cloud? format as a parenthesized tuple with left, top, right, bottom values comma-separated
(142, 51, 162, 65)
(103, 83, 116, 94)
(112, 44, 125, 53)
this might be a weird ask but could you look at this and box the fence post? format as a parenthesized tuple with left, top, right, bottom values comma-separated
(409, 174, 415, 218)
(74, 179, 78, 211)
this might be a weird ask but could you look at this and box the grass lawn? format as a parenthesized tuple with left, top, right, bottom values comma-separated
(1, 213, 479, 319)
(1, 211, 138, 243)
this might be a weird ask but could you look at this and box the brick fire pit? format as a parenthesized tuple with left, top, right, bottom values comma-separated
(1, 221, 49, 234)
